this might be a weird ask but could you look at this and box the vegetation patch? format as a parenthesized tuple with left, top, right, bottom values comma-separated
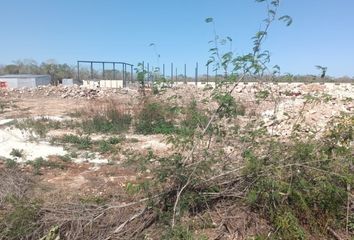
(135, 101, 176, 135)
(80, 102, 132, 134)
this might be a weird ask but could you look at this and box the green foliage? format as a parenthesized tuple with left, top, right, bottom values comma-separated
(214, 92, 245, 118)
(29, 157, 65, 175)
(274, 211, 306, 240)
(246, 127, 352, 238)
(58, 154, 72, 162)
(5, 159, 17, 169)
(135, 101, 176, 135)
(315, 65, 327, 78)
(255, 90, 270, 101)
(98, 140, 113, 153)
(60, 134, 92, 149)
(81, 104, 132, 134)
(79, 195, 107, 205)
(108, 136, 124, 144)
(167, 100, 209, 149)
(125, 181, 151, 196)
(162, 225, 195, 240)
(0, 197, 40, 239)
(152, 77, 174, 94)
(9, 149, 24, 158)
(15, 117, 63, 138)
(125, 149, 155, 172)
(39, 226, 60, 240)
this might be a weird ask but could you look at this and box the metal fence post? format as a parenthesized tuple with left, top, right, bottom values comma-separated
(195, 62, 198, 86)
(77, 61, 80, 82)
(206, 64, 209, 84)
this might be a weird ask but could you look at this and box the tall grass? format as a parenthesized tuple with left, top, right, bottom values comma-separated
(80, 100, 132, 134)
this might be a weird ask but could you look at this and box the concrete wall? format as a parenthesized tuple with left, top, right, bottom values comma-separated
(0, 77, 35, 88)
(82, 80, 124, 88)
(62, 79, 74, 86)
(0, 75, 51, 88)
(173, 81, 216, 88)
(100, 80, 124, 88)
(35, 76, 51, 86)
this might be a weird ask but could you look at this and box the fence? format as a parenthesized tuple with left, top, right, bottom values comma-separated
(77, 60, 134, 88)
(139, 61, 354, 85)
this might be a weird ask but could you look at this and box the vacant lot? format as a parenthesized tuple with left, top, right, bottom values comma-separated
(0, 83, 353, 239)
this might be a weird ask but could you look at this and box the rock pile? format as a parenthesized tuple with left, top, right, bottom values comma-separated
(0, 85, 138, 99)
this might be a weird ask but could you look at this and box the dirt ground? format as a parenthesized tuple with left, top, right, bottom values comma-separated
(0, 83, 353, 239)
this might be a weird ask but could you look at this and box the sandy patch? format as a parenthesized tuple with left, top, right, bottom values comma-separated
(0, 124, 67, 161)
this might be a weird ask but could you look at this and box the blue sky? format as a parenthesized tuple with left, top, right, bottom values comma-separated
(0, 0, 353, 77)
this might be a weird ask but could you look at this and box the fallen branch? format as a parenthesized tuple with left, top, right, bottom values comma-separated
(113, 208, 147, 234)
(327, 227, 344, 240)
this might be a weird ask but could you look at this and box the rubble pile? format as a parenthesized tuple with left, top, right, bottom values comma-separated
(0, 82, 352, 138)
(0, 85, 138, 99)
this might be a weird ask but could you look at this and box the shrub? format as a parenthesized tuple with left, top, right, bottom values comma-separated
(98, 140, 113, 153)
(61, 134, 92, 149)
(5, 159, 17, 169)
(29, 157, 65, 175)
(9, 149, 24, 158)
(0, 197, 40, 239)
(246, 133, 351, 238)
(81, 102, 131, 134)
(214, 92, 245, 118)
(168, 100, 209, 149)
(135, 101, 176, 135)
(15, 117, 62, 138)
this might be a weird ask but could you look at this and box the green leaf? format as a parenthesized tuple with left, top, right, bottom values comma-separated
(205, 17, 213, 23)
(273, 65, 280, 71)
(206, 59, 213, 66)
(271, 0, 279, 6)
(279, 15, 293, 26)
(268, 9, 276, 17)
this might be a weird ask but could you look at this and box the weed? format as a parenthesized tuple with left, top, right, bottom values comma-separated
(9, 149, 24, 158)
(29, 157, 65, 175)
(0, 197, 40, 239)
(125, 149, 155, 172)
(125, 181, 150, 196)
(98, 140, 113, 153)
(168, 100, 209, 149)
(135, 101, 176, 135)
(69, 151, 78, 158)
(214, 92, 245, 118)
(79, 195, 107, 205)
(255, 90, 270, 101)
(0, 101, 5, 113)
(108, 136, 124, 144)
(60, 134, 92, 149)
(81, 102, 132, 134)
(15, 117, 63, 138)
(161, 225, 195, 240)
(58, 154, 72, 162)
(5, 158, 17, 169)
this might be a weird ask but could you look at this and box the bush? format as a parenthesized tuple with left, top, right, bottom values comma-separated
(0, 197, 40, 239)
(246, 133, 351, 238)
(9, 149, 24, 158)
(61, 134, 92, 149)
(98, 140, 113, 153)
(15, 117, 63, 138)
(5, 159, 17, 169)
(135, 101, 176, 135)
(29, 157, 65, 175)
(81, 103, 131, 134)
